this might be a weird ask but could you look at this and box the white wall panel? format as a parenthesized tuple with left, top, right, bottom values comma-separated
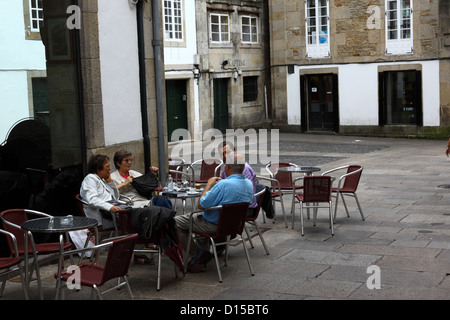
(98, 0, 142, 145)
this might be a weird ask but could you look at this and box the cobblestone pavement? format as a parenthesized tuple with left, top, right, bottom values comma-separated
(3, 132, 450, 306)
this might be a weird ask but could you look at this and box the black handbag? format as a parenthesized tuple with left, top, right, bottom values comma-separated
(131, 171, 159, 198)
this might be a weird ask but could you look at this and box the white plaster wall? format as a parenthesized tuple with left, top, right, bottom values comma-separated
(287, 69, 301, 125)
(421, 60, 440, 126)
(0, 2, 46, 69)
(98, 0, 142, 146)
(339, 63, 379, 125)
(0, 72, 30, 142)
(287, 60, 440, 127)
(0, 1, 46, 141)
(164, 0, 200, 140)
(164, 0, 197, 65)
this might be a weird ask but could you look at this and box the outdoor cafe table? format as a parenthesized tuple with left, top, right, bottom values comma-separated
(155, 189, 202, 216)
(276, 166, 321, 176)
(21, 216, 98, 298)
(168, 160, 191, 167)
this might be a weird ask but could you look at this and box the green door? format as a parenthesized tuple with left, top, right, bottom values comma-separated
(166, 80, 188, 142)
(213, 78, 229, 133)
(32, 77, 49, 126)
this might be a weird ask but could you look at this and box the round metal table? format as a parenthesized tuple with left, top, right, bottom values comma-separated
(21, 216, 98, 299)
(276, 166, 321, 176)
(21, 216, 98, 234)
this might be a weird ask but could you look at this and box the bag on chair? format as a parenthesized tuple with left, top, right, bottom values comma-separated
(131, 171, 159, 198)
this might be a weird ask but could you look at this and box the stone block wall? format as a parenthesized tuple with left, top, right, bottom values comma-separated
(268, 0, 448, 136)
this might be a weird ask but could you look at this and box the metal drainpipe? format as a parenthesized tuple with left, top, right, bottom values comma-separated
(136, 0, 151, 173)
(151, 0, 167, 184)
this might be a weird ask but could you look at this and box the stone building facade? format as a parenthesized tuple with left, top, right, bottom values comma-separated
(193, 0, 270, 134)
(268, 0, 450, 137)
(79, 0, 164, 175)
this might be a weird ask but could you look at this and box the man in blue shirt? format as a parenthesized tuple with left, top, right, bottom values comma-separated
(220, 143, 257, 215)
(175, 155, 254, 272)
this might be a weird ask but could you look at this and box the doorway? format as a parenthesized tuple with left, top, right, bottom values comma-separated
(378, 70, 422, 125)
(301, 73, 339, 132)
(166, 80, 188, 142)
(213, 78, 229, 133)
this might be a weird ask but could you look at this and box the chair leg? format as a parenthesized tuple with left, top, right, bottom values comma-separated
(244, 226, 254, 249)
(333, 192, 340, 222)
(313, 204, 318, 226)
(353, 193, 365, 221)
(290, 194, 295, 217)
(210, 238, 222, 283)
(291, 202, 295, 229)
(93, 284, 102, 300)
(329, 201, 334, 235)
(0, 274, 6, 297)
(253, 221, 269, 255)
(240, 234, 254, 276)
(279, 195, 288, 228)
(184, 231, 192, 274)
(340, 193, 350, 217)
(90, 287, 95, 299)
(156, 247, 162, 291)
(300, 204, 305, 236)
(19, 264, 29, 300)
(224, 235, 231, 267)
(124, 276, 134, 299)
(30, 254, 44, 300)
(270, 199, 277, 224)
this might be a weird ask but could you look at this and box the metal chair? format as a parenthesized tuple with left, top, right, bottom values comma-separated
(117, 209, 181, 291)
(0, 229, 28, 299)
(55, 233, 138, 300)
(0, 209, 73, 299)
(168, 157, 187, 183)
(245, 188, 270, 255)
(265, 162, 303, 221)
(256, 175, 287, 227)
(321, 165, 364, 222)
(292, 176, 333, 236)
(75, 194, 119, 240)
(185, 202, 254, 283)
(186, 158, 223, 185)
(265, 162, 303, 192)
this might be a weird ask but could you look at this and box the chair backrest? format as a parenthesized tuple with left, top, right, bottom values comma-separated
(101, 233, 138, 284)
(302, 176, 332, 203)
(247, 188, 265, 221)
(341, 165, 363, 192)
(75, 194, 86, 217)
(199, 158, 222, 180)
(0, 209, 49, 255)
(0, 229, 19, 260)
(267, 162, 296, 189)
(266, 162, 292, 176)
(169, 157, 185, 181)
(215, 202, 250, 238)
(0, 209, 29, 255)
